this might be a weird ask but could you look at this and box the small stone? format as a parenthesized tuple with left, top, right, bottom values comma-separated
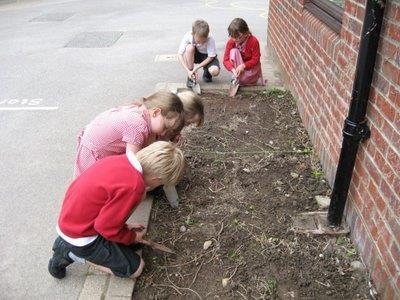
(315, 195, 331, 209)
(319, 254, 324, 258)
(269, 140, 274, 145)
(180, 225, 187, 233)
(245, 130, 249, 134)
(290, 172, 299, 178)
(285, 193, 290, 197)
(243, 168, 251, 173)
(350, 260, 365, 270)
(222, 278, 229, 287)
(203, 240, 213, 250)
(276, 180, 283, 185)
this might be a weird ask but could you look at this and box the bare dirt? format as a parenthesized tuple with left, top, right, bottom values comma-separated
(133, 90, 370, 300)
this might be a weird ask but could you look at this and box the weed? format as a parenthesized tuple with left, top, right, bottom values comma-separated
(298, 147, 313, 155)
(263, 277, 277, 296)
(346, 247, 357, 257)
(312, 168, 324, 178)
(228, 249, 238, 260)
(185, 217, 195, 226)
(336, 236, 348, 245)
(262, 87, 287, 98)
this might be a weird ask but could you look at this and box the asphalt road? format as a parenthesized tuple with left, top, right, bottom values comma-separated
(0, 0, 268, 298)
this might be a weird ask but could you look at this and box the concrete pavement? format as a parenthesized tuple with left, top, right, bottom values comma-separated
(0, 0, 273, 298)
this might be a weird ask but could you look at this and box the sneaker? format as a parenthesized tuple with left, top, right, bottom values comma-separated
(203, 68, 212, 83)
(186, 77, 195, 88)
(48, 237, 73, 279)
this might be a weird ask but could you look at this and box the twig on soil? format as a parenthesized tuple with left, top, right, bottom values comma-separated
(163, 268, 203, 300)
(247, 135, 279, 150)
(222, 129, 267, 152)
(153, 283, 183, 295)
(316, 280, 331, 288)
(189, 260, 203, 288)
(237, 290, 247, 299)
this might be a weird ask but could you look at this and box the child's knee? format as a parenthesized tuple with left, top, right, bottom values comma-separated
(209, 66, 220, 76)
(230, 48, 240, 56)
(185, 44, 195, 54)
(130, 259, 145, 278)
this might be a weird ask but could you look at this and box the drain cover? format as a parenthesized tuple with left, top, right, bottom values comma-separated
(30, 13, 74, 22)
(65, 31, 123, 48)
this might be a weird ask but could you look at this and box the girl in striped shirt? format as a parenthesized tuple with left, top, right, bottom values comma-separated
(73, 91, 184, 178)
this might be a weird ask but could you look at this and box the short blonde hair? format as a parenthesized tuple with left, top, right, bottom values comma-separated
(177, 91, 204, 126)
(136, 91, 185, 132)
(136, 141, 185, 187)
(192, 19, 210, 38)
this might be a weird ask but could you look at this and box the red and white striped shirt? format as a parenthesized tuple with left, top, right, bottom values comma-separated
(74, 105, 151, 177)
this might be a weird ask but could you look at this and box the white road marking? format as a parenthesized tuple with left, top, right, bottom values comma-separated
(0, 107, 59, 111)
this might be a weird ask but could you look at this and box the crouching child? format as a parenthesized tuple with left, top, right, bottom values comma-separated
(48, 141, 185, 279)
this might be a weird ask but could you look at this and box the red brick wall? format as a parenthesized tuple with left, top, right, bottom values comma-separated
(267, 0, 400, 298)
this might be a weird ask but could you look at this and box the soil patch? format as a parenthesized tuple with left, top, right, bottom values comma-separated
(134, 90, 369, 299)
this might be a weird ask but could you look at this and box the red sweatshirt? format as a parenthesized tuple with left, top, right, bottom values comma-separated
(223, 34, 261, 71)
(58, 154, 145, 245)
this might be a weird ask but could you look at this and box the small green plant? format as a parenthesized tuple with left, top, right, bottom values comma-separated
(185, 217, 195, 226)
(263, 87, 287, 98)
(228, 249, 239, 260)
(346, 247, 357, 257)
(298, 147, 313, 155)
(312, 168, 324, 179)
(336, 236, 348, 245)
(232, 218, 240, 225)
(264, 277, 277, 296)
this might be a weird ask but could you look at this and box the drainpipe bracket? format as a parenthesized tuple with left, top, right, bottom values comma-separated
(342, 118, 371, 142)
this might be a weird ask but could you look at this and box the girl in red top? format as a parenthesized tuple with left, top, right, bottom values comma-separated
(223, 18, 265, 86)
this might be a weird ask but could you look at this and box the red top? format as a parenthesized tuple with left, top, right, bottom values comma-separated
(223, 34, 261, 71)
(58, 155, 145, 245)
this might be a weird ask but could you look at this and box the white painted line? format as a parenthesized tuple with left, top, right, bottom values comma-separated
(154, 54, 178, 62)
(0, 106, 59, 111)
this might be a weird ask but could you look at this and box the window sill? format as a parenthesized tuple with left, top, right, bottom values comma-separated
(305, 2, 342, 34)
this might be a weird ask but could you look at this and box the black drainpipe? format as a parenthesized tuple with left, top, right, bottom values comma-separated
(327, 0, 386, 227)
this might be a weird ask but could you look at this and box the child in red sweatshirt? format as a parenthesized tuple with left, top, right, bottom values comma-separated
(48, 141, 184, 279)
(223, 18, 265, 86)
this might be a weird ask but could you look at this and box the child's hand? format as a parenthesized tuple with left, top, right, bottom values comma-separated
(133, 230, 146, 243)
(232, 69, 238, 78)
(127, 223, 146, 232)
(236, 64, 245, 76)
(188, 69, 198, 81)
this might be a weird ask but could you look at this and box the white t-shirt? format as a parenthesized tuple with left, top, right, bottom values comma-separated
(178, 31, 217, 57)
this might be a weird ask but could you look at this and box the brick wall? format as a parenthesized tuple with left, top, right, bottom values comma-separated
(267, 0, 400, 298)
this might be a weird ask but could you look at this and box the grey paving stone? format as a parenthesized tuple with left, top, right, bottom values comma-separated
(78, 274, 109, 300)
(105, 275, 136, 299)
(65, 32, 123, 48)
(30, 13, 74, 22)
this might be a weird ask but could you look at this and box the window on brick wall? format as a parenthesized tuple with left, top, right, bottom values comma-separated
(305, 0, 344, 34)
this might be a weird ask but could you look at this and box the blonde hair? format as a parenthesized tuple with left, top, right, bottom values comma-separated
(136, 91, 185, 132)
(136, 141, 185, 187)
(177, 91, 204, 126)
(192, 19, 210, 38)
